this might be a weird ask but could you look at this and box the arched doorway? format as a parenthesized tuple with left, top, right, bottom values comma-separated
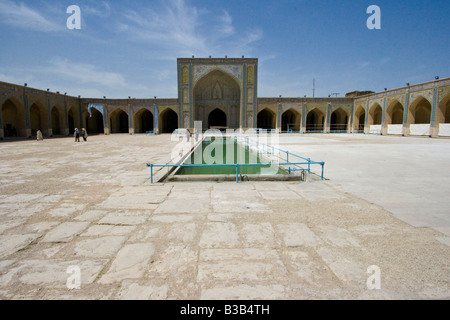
(386, 101, 404, 125)
(368, 104, 382, 126)
(408, 97, 431, 125)
(208, 108, 227, 129)
(86, 108, 104, 134)
(353, 106, 365, 132)
(330, 108, 349, 132)
(194, 70, 240, 129)
(51, 105, 65, 135)
(257, 108, 276, 130)
(134, 108, 154, 133)
(159, 108, 178, 133)
(1, 98, 26, 137)
(109, 109, 129, 134)
(281, 109, 300, 132)
(306, 109, 324, 132)
(29, 102, 49, 136)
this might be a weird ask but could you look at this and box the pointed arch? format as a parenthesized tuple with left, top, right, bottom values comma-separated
(353, 105, 366, 131)
(330, 107, 349, 132)
(208, 108, 227, 129)
(368, 103, 382, 126)
(385, 100, 404, 126)
(436, 93, 450, 125)
(159, 108, 178, 133)
(29, 101, 49, 136)
(1, 97, 27, 137)
(109, 108, 129, 134)
(133, 108, 154, 133)
(257, 108, 276, 130)
(281, 108, 300, 132)
(306, 108, 325, 132)
(408, 96, 431, 125)
(51, 104, 65, 135)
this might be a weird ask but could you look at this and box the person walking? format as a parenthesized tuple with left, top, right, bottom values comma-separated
(81, 128, 88, 142)
(74, 128, 80, 142)
(37, 130, 43, 141)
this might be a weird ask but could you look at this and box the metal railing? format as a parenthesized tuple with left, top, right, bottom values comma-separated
(146, 135, 325, 183)
(233, 135, 325, 178)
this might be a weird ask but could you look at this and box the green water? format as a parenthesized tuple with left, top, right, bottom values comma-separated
(176, 138, 285, 175)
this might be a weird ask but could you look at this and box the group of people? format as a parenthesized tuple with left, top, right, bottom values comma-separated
(74, 128, 88, 142)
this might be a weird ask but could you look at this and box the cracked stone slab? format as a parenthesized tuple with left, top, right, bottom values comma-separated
(98, 211, 150, 226)
(71, 236, 128, 258)
(41, 222, 90, 243)
(18, 259, 106, 287)
(81, 225, 136, 237)
(0, 234, 40, 258)
(74, 210, 108, 222)
(98, 243, 155, 284)
(154, 198, 211, 214)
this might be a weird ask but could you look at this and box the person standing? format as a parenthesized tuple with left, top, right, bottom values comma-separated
(74, 128, 80, 142)
(186, 129, 191, 142)
(37, 130, 43, 141)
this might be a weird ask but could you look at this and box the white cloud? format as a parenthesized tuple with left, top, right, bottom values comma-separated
(117, 0, 263, 59)
(0, 0, 62, 32)
(46, 57, 126, 88)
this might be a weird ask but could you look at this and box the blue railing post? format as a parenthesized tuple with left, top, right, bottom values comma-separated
(308, 158, 311, 173)
(321, 163, 324, 180)
(235, 164, 239, 183)
(150, 164, 154, 184)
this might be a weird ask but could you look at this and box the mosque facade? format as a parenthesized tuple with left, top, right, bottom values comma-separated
(1, 57, 449, 139)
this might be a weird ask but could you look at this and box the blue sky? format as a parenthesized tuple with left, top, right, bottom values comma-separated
(0, 0, 448, 99)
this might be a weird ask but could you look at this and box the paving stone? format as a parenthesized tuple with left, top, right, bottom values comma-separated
(0, 234, 40, 258)
(72, 236, 127, 258)
(81, 225, 136, 237)
(241, 223, 277, 246)
(149, 245, 197, 278)
(117, 281, 169, 300)
(316, 225, 360, 247)
(212, 200, 271, 214)
(200, 284, 285, 300)
(316, 247, 366, 285)
(258, 190, 303, 200)
(98, 211, 149, 226)
(25, 221, 60, 234)
(198, 260, 287, 282)
(98, 243, 155, 284)
(154, 199, 211, 214)
(18, 259, 106, 287)
(199, 223, 239, 248)
(277, 223, 322, 247)
(41, 222, 90, 243)
(200, 248, 279, 262)
(151, 214, 194, 223)
(74, 210, 108, 222)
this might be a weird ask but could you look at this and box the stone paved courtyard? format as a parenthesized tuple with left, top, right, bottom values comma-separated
(0, 134, 448, 300)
